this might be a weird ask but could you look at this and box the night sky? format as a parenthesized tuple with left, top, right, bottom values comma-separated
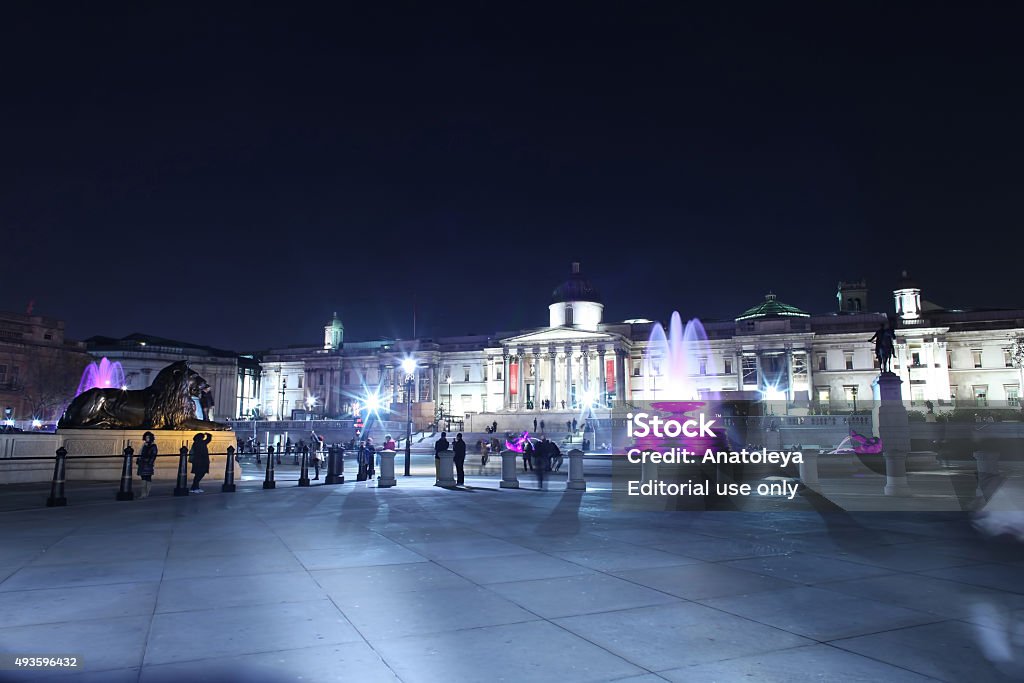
(4, 3, 1022, 352)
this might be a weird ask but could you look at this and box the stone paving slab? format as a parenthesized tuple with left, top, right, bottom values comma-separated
(0, 475, 1023, 682)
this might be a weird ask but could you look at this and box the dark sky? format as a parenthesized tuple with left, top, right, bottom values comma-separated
(3, 2, 1022, 352)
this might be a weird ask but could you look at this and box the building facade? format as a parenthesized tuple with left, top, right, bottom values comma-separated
(0, 311, 92, 427)
(253, 264, 1024, 426)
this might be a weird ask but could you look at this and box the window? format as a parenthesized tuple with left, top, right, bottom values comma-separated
(950, 385, 958, 402)
(724, 358, 733, 374)
(319, 373, 324, 386)
(844, 352, 853, 370)
(817, 387, 830, 403)
(565, 305, 573, 326)
(298, 375, 304, 389)
(911, 387, 925, 405)
(973, 385, 988, 407)
(792, 354, 807, 377)
(1005, 349, 1014, 368)
(698, 357, 707, 375)
(972, 351, 983, 369)
(344, 371, 351, 385)
(947, 351, 953, 368)
(463, 366, 470, 382)
(483, 364, 488, 381)
(911, 351, 921, 367)
(742, 356, 757, 387)
(43, 333, 52, 340)
(633, 360, 641, 377)
(496, 364, 502, 380)
(1007, 386, 1020, 407)
(843, 385, 857, 402)
(817, 354, 826, 371)
(0, 365, 5, 383)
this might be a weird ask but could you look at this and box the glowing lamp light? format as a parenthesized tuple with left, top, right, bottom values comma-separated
(364, 393, 381, 412)
(121, 385, 129, 391)
(305, 396, 317, 408)
(31, 419, 42, 429)
(401, 358, 417, 374)
(763, 386, 787, 401)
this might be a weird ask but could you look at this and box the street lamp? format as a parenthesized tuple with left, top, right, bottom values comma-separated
(851, 385, 859, 413)
(401, 358, 417, 476)
(305, 395, 316, 419)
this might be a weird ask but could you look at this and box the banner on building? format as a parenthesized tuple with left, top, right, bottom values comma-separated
(509, 362, 518, 394)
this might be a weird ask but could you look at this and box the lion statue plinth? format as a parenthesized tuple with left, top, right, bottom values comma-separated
(59, 361, 230, 431)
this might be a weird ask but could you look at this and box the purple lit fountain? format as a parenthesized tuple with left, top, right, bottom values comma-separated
(635, 313, 720, 455)
(75, 357, 127, 396)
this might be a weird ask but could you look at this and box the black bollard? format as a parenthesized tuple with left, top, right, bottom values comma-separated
(116, 445, 135, 501)
(325, 445, 345, 484)
(222, 445, 237, 493)
(174, 445, 190, 496)
(298, 446, 310, 487)
(263, 445, 276, 489)
(46, 446, 68, 507)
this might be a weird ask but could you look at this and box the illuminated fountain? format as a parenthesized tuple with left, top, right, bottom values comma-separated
(75, 357, 126, 396)
(633, 313, 722, 457)
(644, 312, 710, 401)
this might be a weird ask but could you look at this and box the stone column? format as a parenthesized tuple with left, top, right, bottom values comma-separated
(532, 346, 541, 410)
(500, 449, 520, 488)
(804, 349, 814, 405)
(502, 352, 511, 410)
(377, 450, 397, 487)
(391, 366, 399, 407)
(616, 350, 627, 403)
(548, 345, 557, 409)
(786, 345, 794, 405)
(516, 351, 525, 410)
(564, 346, 573, 408)
(598, 346, 608, 406)
(567, 448, 586, 490)
(581, 345, 590, 396)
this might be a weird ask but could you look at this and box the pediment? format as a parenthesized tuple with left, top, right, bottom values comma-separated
(500, 327, 616, 345)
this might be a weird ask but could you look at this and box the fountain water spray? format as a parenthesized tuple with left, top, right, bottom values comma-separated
(75, 357, 127, 396)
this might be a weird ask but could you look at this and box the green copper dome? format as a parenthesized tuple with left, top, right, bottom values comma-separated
(735, 293, 809, 321)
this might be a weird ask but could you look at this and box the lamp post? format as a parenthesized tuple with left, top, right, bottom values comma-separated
(401, 358, 417, 477)
(851, 385, 859, 413)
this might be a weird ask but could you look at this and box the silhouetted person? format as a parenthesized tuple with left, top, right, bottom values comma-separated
(533, 418, 538, 432)
(189, 432, 212, 493)
(540, 419, 545, 431)
(255, 441, 262, 464)
(434, 431, 449, 480)
(137, 431, 157, 498)
(453, 432, 466, 485)
(523, 439, 535, 472)
(572, 417, 578, 432)
(532, 439, 547, 489)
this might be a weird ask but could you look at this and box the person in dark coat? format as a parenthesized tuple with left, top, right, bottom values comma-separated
(532, 439, 547, 489)
(523, 439, 534, 472)
(453, 433, 467, 485)
(137, 431, 157, 498)
(434, 431, 449, 480)
(189, 432, 212, 493)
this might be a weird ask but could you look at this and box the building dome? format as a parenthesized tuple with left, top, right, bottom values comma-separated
(735, 293, 810, 321)
(548, 262, 604, 330)
(551, 262, 601, 304)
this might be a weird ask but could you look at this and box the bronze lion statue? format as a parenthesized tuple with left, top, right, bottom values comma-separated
(59, 361, 229, 430)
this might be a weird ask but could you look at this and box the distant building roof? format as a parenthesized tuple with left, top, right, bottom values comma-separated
(735, 293, 810, 321)
(85, 333, 240, 358)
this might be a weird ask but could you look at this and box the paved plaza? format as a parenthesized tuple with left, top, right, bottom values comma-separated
(1, 467, 1024, 682)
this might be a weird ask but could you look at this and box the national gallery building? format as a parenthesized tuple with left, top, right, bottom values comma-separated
(83, 264, 1023, 429)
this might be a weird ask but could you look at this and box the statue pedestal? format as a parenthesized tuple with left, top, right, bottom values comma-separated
(60, 429, 239, 483)
(873, 373, 911, 496)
